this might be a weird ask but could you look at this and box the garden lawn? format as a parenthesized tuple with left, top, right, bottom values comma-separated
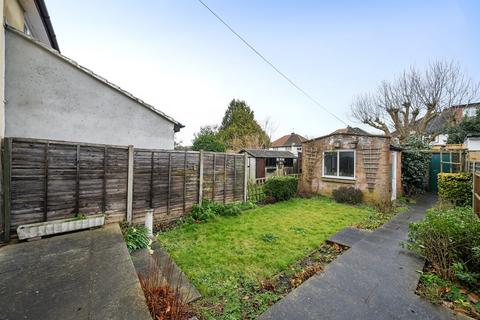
(157, 197, 372, 319)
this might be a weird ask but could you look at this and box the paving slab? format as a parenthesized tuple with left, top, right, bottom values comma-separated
(131, 240, 201, 303)
(260, 194, 454, 320)
(327, 227, 371, 247)
(0, 224, 151, 320)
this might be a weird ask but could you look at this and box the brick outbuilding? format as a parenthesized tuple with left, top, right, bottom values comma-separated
(299, 127, 402, 203)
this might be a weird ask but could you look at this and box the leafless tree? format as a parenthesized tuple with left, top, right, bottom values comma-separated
(351, 61, 479, 142)
(261, 116, 278, 144)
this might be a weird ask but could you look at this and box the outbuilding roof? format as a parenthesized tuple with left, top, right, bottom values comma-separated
(305, 126, 389, 143)
(240, 149, 296, 158)
(6, 25, 184, 132)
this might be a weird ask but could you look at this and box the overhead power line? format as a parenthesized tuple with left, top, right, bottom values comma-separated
(196, 0, 348, 126)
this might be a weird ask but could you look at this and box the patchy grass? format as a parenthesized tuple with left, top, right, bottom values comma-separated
(355, 201, 408, 230)
(157, 197, 372, 319)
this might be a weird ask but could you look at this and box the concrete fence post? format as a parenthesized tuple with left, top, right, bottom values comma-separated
(243, 153, 248, 202)
(145, 208, 153, 237)
(198, 150, 204, 204)
(126, 145, 134, 223)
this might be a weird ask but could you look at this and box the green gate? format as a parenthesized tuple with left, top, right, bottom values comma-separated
(428, 151, 463, 192)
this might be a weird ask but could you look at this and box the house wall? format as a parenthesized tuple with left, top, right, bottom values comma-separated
(4, 0, 24, 31)
(5, 29, 176, 149)
(300, 134, 393, 203)
(271, 145, 301, 156)
(396, 151, 403, 198)
(465, 137, 480, 151)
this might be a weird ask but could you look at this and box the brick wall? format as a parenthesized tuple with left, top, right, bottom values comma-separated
(300, 134, 395, 203)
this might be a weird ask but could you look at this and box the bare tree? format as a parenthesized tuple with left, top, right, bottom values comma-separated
(261, 116, 278, 145)
(351, 61, 479, 142)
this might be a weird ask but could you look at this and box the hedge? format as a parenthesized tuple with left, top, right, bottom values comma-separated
(438, 173, 472, 207)
(263, 176, 298, 202)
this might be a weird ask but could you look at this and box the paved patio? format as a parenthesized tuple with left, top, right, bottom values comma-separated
(260, 195, 454, 320)
(0, 224, 151, 320)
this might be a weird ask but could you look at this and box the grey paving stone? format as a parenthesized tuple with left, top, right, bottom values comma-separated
(328, 227, 371, 247)
(0, 224, 151, 320)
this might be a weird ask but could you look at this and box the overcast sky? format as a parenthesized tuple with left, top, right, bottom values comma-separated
(46, 0, 480, 144)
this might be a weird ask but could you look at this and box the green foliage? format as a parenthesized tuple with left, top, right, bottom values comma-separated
(218, 99, 270, 150)
(289, 226, 307, 235)
(446, 108, 480, 144)
(331, 187, 363, 205)
(263, 176, 298, 202)
(190, 199, 256, 223)
(261, 233, 279, 243)
(438, 173, 473, 207)
(122, 224, 150, 252)
(247, 182, 266, 203)
(452, 262, 479, 290)
(407, 207, 480, 279)
(192, 125, 227, 152)
(401, 135, 431, 195)
(72, 213, 87, 220)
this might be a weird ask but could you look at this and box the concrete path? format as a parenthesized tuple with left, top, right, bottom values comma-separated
(328, 227, 371, 247)
(0, 224, 151, 320)
(260, 194, 454, 320)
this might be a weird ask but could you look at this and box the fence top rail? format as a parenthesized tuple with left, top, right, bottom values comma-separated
(133, 148, 245, 156)
(8, 137, 130, 149)
(8, 138, 248, 156)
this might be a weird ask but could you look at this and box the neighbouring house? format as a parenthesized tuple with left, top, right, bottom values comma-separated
(464, 134, 480, 171)
(270, 132, 307, 157)
(0, 0, 182, 150)
(425, 103, 480, 146)
(240, 149, 297, 180)
(299, 127, 402, 203)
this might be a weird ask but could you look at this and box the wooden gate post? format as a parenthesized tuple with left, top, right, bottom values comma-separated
(243, 153, 248, 202)
(2, 138, 12, 242)
(198, 150, 204, 204)
(126, 145, 134, 223)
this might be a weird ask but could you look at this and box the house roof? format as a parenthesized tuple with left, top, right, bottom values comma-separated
(305, 126, 388, 143)
(423, 103, 480, 134)
(331, 127, 370, 135)
(6, 25, 184, 132)
(465, 133, 480, 139)
(240, 149, 296, 158)
(271, 132, 307, 147)
(35, 0, 60, 51)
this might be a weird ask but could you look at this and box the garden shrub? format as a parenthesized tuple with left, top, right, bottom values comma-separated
(438, 173, 473, 207)
(407, 206, 480, 280)
(122, 224, 151, 252)
(190, 200, 256, 222)
(263, 176, 298, 202)
(332, 187, 363, 205)
(401, 136, 431, 195)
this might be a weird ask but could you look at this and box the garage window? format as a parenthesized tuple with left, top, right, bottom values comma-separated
(323, 150, 355, 179)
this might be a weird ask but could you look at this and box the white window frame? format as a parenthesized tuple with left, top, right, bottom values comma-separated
(322, 149, 356, 180)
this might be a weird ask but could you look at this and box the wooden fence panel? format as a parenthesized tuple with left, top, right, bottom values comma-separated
(10, 140, 45, 231)
(474, 173, 480, 217)
(104, 147, 129, 222)
(3, 138, 246, 239)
